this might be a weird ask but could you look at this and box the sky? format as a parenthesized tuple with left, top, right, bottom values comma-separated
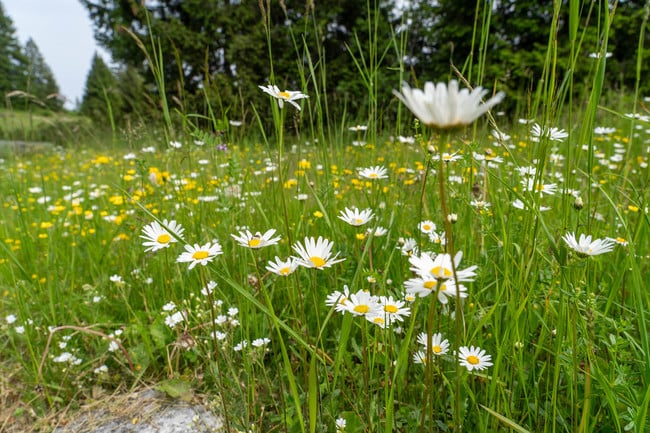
(4, 0, 111, 110)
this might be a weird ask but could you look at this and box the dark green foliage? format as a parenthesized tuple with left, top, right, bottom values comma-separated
(1, 1, 62, 111)
(80, 0, 398, 127)
(0, 1, 28, 103)
(78, 0, 649, 125)
(23, 38, 63, 110)
(80, 53, 123, 122)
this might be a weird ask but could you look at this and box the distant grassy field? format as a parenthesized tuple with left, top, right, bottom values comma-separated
(0, 108, 92, 148)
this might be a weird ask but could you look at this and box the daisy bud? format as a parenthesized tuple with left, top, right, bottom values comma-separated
(573, 196, 584, 210)
(426, 144, 436, 154)
(447, 213, 458, 224)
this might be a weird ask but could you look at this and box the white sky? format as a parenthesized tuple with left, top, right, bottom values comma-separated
(4, 0, 111, 110)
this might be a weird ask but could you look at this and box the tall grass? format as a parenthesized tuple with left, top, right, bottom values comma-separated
(1, 0, 649, 432)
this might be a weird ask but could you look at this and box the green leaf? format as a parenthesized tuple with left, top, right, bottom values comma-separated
(156, 378, 193, 402)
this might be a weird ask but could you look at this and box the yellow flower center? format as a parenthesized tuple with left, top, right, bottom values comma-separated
(384, 305, 398, 314)
(279, 267, 291, 275)
(433, 345, 442, 353)
(353, 304, 370, 314)
(355, 218, 363, 224)
(192, 251, 210, 260)
(310, 256, 327, 267)
(422, 224, 431, 231)
(467, 355, 480, 365)
(431, 266, 452, 279)
(369, 173, 378, 178)
(373, 317, 385, 325)
(279, 91, 291, 99)
(423, 280, 437, 290)
(157, 234, 171, 244)
(248, 238, 262, 247)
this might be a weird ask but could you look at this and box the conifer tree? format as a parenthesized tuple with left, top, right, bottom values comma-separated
(23, 37, 63, 110)
(0, 1, 27, 102)
(80, 53, 123, 122)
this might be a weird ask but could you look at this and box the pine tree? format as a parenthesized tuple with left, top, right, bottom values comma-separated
(23, 38, 63, 110)
(80, 53, 123, 122)
(0, 1, 27, 103)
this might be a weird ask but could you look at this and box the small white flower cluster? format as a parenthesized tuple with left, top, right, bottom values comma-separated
(234, 337, 271, 352)
(52, 335, 83, 366)
(53, 352, 83, 365)
(162, 302, 186, 329)
(107, 328, 123, 352)
(5, 314, 27, 334)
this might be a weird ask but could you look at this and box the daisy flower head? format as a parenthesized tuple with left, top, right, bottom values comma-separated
(292, 236, 345, 269)
(409, 251, 477, 283)
(258, 84, 309, 110)
(404, 276, 467, 304)
(594, 126, 616, 135)
(325, 285, 352, 311)
(398, 237, 419, 256)
(418, 220, 437, 234)
(530, 123, 569, 142)
(416, 332, 450, 356)
(562, 232, 615, 257)
(373, 295, 411, 326)
(358, 165, 388, 180)
(366, 226, 388, 237)
(338, 207, 374, 226)
(266, 256, 300, 276)
(413, 350, 428, 364)
(392, 80, 505, 129)
(458, 345, 493, 371)
(141, 219, 185, 252)
(521, 178, 558, 195)
(231, 228, 281, 249)
(344, 290, 382, 317)
(176, 241, 223, 270)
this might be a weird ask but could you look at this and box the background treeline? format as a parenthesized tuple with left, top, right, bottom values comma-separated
(0, 2, 62, 111)
(3, 0, 649, 132)
(77, 0, 649, 132)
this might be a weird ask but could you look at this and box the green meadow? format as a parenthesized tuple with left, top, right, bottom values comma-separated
(1, 1, 650, 433)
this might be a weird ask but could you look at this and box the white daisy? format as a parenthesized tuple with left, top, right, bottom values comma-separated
(404, 276, 468, 304)
(418, 220, 437, 234)
(371, 295, 411, 326)
(338, 207, 374, 226)
(358, 165, 388, 180)
(231, 229, 281, 249)
(392, 80, 505, 129)
(266, 256, 300, 276)
(530, 123, 568, 142)
(562, 232, 615, 257)
(521, 178, 558, 195)
(140, 219, 185, 252)
(176, 241, 223, 269)
(292, 236, 345, 269)
(366, 226, 388, 237)
(258, 84, 309, 110)
(458, 345, 493, 371)
(408, 251, 477, 283)
(593, 126, 616, 135)
(344, 290, 382, 317)
(325, 285, 352, 310)
(416, 332, 450, 356)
